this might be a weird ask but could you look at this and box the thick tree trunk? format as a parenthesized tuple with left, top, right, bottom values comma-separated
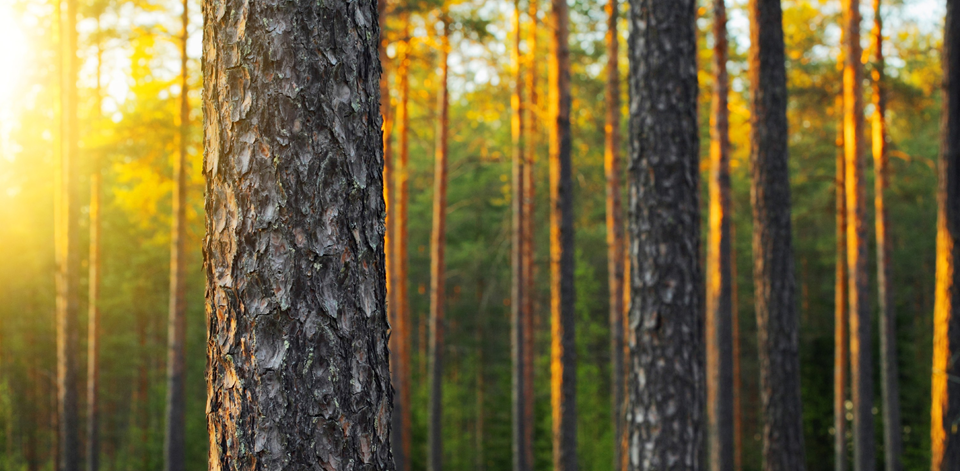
(625, 0, 702, 469)
(834, 93, 849, 471)
(428, 17, 449, 471)
(511, 2, 530, 471)
(87, 17, 103, 471)
(602, 1, 625, 469)
(870, 3, 903, 470)
(748, 1, 806, 469)
(549, 0, 576, 469)
(56, 0, 80, 466)
(163, 2, 189, 470)
(392, 18, 412, 471)
(202, 0, 393, 468)
(841, 1, 876, 469)
(707, 1, 733, 470)
(931, 1, 960, 468)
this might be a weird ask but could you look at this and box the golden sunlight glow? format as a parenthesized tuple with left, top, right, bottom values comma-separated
(0, 6, 28, 102)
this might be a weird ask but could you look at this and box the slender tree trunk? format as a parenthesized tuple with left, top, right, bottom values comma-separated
(602, 0, 624, 469)
(163, 2, 189, 470)
(56, 0, 80, 465)
(748, 1, 806, 469)
(731, 219, 742, 471)
(549, 0, 576, 468)
(626, 1, 702, 468)
(86, 15, 103, 471)
(393, 17, 412, 471)
(834, 92, 849, 471)
(522, 4, 537, 469)
(202, 0, 393, 467)
(841, 1, 876, 469)
(707, 1, 733, 470)
(931, 1, 960, 468)
(511, 2, 530, 471)
(870, 3, 903, 470)
(428, 17, 450, 471)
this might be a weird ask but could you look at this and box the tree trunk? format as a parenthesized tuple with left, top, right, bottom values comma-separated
(56, 0, 80, 465)
(392, 17, 412, 471)
(87, 15, 103, 471)
(163, 2, 189, 470)
(841, 1, 876, 469)
(378, 8, 396, 465)
(511, 3, 530, 471)
(731, 219, 742, 471)
(931, 1, 960, 468)
(428, 17, 449, 471)
(748, 1, 806, 469)
(202, 0, 393, 468)
(549, 0, 576, 468)
(522, 4, 537, 470)
(625, 0, 702, 468)
(834, 92, 849, 471)
(707, 1, 733, 470)
(603, 1, 624, 469)
(870, 3, 902, 470)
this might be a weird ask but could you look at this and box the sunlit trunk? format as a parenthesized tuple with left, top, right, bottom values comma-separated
(834, 92, 849, 471)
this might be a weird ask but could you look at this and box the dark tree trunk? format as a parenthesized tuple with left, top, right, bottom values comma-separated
(870, 2, 902, 470)
(748, 1, 806, 469)
(707, 1, 733, 470)
(840, 1, 875, 469)
(625, 0, 702, 468)
(931, 1, 960, 468)
(549, 0, 576, 468)
(522, 6, 537, 470)
(731, 220, 742, 471)
(163, 1, 189, 469)
(56, 0, 80, 466)
(202, 0, 393, 468)
(428, 16, 449, 471)
(833, 93, 849, 471)
(603, 0, 625, 469)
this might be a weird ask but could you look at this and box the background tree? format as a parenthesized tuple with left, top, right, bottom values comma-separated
(833, 90, 848, 471)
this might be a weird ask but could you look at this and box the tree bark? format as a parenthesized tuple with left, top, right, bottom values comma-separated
(603, 1, 625, 469)
(748, 1, 806, 469)
(834, 92, 849, 471)
(87, 15, 103, 471)
(163, 2, 189, 470)
(549, 0, 576, 468)
(428, 16, 449, 471)
(841, 1, 876, 469)
(202, 0, 393, 468)
(870, 3, 903, 470)
(707, 1, 733, 470)
(625, 0, 702, 468)
(931, 1, 960, 468)
(56, 0, 80, 465)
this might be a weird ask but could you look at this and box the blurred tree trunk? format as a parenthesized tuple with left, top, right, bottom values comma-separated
(731, 219, 742, 471)
(202, 0, 393, 467)
(522, 4, 537, 469)
(625, 0, 702, 468)
(749, 1, 806, 469)
(931, 1, 960, 469)
(707, 1, 733, 470)
(56, 0, 80, 465)
(602, 0, 625, 469)
(870, 2, 903, 470)
(834, 92, 849, 471)
(549, 0, 576, 468)
(841, 1, 876, 469)
(511, 1, 530, 470)
(163, 1, 189, 469)
(428, 16, 449, 471)
(86, 14, 103, 471)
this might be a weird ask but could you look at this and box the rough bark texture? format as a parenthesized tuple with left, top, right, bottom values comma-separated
(549, 0, 576, 468)
(164, 2, 189, 469)
(870, 3, 903, 470)
(841, 1, 876, 469)
(428, 18, 449, 471)
(201, 0, 394, 468)
(511, 3, 531, 471)
(603, 1, 625, 469)
(56, 0, 80, 466)
(87, 22, 103, 471)
(707, 1, 733, 470)
(833, 93, 849, 471)
(932, 1, 960, 468)
(748, 1, 806, 469)
(625, 0, 703, 469)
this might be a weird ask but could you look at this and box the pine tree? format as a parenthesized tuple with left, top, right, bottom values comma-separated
(86, 13, 104, 471)
(202, 0, 393, 467)
(833, 91, 849, 471)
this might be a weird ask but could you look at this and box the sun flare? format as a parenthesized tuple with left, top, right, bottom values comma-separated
(0, 6, 28, 102)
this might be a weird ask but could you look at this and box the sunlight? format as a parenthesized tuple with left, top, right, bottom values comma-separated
(0, 5, 28, 102)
